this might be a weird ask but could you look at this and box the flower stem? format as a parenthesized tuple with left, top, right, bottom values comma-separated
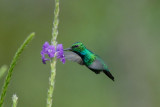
(0, 32, 35, 107)
(51, 0, 59, 46)
(12, 94, 18, 107)
(46, 0, 60, 107)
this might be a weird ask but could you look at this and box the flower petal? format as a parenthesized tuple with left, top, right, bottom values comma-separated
(42, 55, 50, 64)
(56, 44, 63, 51)
(47, 45, 56, 58)
(41, 42, 56, 64)
(56, 44, 65, 64)
(61, 57, 65, 64)
(42, 42, 50, 53)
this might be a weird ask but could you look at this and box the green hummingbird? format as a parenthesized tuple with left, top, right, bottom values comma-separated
(64, 42, 114, 81)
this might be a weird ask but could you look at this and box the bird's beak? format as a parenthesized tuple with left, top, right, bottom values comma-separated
(64, 48, 72, 51)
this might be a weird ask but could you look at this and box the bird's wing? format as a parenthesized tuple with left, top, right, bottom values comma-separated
(64, 51, 84, 65)
(88, 57, 105, 70)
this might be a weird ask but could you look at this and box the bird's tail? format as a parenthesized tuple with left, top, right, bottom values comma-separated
(103, 69, 114, 81)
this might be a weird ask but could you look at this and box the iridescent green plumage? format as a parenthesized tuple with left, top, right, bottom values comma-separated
(64, 42, 114, 81)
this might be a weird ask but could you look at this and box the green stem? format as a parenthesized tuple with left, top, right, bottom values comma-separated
(46, 0, 60, 107)
(51, 0, 59, 46)
(12, 94, 18, 107)
(0, 32, 35, 107)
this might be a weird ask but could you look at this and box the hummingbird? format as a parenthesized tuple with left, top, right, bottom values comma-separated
(64, 42, 114, 81)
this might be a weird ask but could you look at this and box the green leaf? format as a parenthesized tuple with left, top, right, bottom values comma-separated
(0, 32, 35, 107)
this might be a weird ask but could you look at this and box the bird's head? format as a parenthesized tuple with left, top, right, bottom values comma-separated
(64, 42, 86, 53)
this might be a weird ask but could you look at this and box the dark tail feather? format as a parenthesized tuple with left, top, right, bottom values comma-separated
(103, 70, 114, 81)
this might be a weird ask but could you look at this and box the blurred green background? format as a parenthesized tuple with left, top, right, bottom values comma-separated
(0, 0, 160, 107)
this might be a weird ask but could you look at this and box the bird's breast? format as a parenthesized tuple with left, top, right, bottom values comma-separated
(76, 49, 96, 66)
(83, 54, 96, 66)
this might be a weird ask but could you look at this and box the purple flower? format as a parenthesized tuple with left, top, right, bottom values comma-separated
(41, 42, 55, 64)
(56, 44, 65, 64)
(41, 55, 49, 64)
(41, 42, 50, 56)
(47, 45, 55, 58)
(41, 42, 65, 64)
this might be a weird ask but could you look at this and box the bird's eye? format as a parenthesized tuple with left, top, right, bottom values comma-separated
(74, 45, 79, 48)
